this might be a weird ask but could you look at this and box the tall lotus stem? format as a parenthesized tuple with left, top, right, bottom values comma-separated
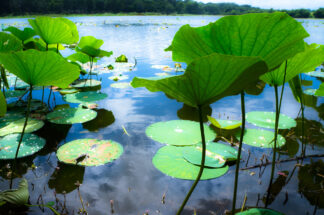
(299, 74, 306, 157)
(11, 85, 33, 189)
(176, 105, 206, 215)
(265, 85, 280, 207)
(231, 91, 246, 214)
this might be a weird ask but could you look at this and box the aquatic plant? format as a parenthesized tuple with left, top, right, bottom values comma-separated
(166, 12, 309, 213)
(132, 52, 268, 214)
(0, 91, 6, 117)
(4, 27, 36, 45)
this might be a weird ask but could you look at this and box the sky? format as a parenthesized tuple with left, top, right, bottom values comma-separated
(197, 0, 324, 10)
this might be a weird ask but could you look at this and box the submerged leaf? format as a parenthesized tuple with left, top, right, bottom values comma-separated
(132, 53, 268, 107)
(0, 50, 80, 88)
(0, 178, 29, 205)
(168, 12, 308, 70)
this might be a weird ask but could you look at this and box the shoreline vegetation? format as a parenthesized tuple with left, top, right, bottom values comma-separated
(1, 0, 324, 19)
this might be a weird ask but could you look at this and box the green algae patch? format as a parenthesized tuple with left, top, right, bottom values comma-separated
(57, 139, 123, 166)
(0, 134, 45, 159)
(46, 108, 97, 124)
(182, 142, 238, 168)
(152, 145, 228, 180)
(236, 129, 286, 148)
(246, 111, 296, 129)
(146, 120, 216, 146)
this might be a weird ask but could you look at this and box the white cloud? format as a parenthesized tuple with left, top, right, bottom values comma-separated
(197, 0, 324, 10)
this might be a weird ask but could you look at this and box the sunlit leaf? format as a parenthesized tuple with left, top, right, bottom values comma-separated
(0, 32, 23, 53)
(46, 107, 97, 124)
(315, 83, 324, 97)
(0, 91, 6, 117)
(4, 27, 36, 42)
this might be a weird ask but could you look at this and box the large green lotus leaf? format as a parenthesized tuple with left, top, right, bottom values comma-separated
(236, 129, 286, 148)
(78, 36, 104, 50)
(0, 32, 23, 52)
(67, 52, 91, 64)
(169, 12, 308, 70)
(46, 108, 97, 124)
(146, 120, 216, 146)
(56, 18, 79, 44)
(182, 142, 238, 168)
(246, 111, 297, 129)
(0, 133, 45, 159)
(28, 17, 77, 45)
(0, 91, 6, 117)
(4, 27, 36, 42)
(0, 118, 44, 137)
(63, 91, 107, 104)
(306, 71, 324, 78)
(207, 115, 241, 130)
(236, 208, 284, 215)
(261, 44, 324, 86)
(72, 79, 101, 88)
(132, 53, 268, 107)
(0, 50, 80, 88)
(0, 178, 29, 205)
(153, 145, 229, 180)
(315, 83, 324, 97)
(57, 139, 123, 166)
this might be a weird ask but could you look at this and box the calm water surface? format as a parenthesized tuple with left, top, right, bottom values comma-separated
(0, 16, 324, 215)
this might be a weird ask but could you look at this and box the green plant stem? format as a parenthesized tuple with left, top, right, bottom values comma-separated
(278, 60, 287, 114)
(265, 85, 280, 207)
(10, 85, 33, 189)
(231, 91, 245, 215)
(176, 105, 206, 215)
(299, 74, 306, 157)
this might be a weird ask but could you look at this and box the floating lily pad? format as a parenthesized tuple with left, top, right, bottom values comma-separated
(0, 133, 45, 159)
(0, 118, 44, 137)
(236, 129, 286, 148)
(46, 108, 97, 124)
(110, 82, 131, 89)
(237, 208, 284, 215)
(306, 71, 324, 78)
(303, 88, 317, 96)
(0, 112, 25, 128)
(59, 88, 79, 95)
(152, 145, 228, 180)
(182, 142, 238, 168)
(208, 116, 241, 130)
(4, 90, 26, 98)
(108, 74, 129, 81)
(57, 139, 123, 166)
(146, 120, 216, 146)
(63, 91, 107, 104)
(246, 111, 296, 129)
(72, 79, 101, 88)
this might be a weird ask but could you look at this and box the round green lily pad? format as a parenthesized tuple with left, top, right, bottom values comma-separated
(63, 91, 107, 104)
(108, 74, 129, 81)
(46, 108, 97, 124)
(4, 90, 26, 98)
(306, 71, 324, 78)
(72, 79, 101, 88)
(0, 112, 25, 128)
(0, 118, 44, 137)
(303, 88, 317, 96)
(59, 88, 80, 95)
(246, 111, 296, 129)
(236, 208, 284, 215)
(236, 129, 286, 148)
(57, 139, 123, 166)
(146, 120, 216, 146)
(0, 133, 45, 159)
(110, 82, 131, 89)
(152, 145, 229, 180)
(182, 142, 238, 168)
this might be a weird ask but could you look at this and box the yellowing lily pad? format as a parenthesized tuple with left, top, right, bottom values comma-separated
(236, 129, 286, 148)
(182, 142, 238, 168)
(152, 145, 228, 180)
(0, 133, 45, 159)
(63, 91, 107, 104)
(46, 108, 97, 124)
(57, 139, 123, 166)
(0, 118, 44, 137)
(110, 82, 131, 89)
(72, 79, 101, 88)
(146, 120, 216, 146)
(246, 111, 296, 129)
(208, 115, 241, 130)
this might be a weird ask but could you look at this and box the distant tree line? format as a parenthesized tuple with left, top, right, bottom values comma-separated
(0, 0, 323, 18)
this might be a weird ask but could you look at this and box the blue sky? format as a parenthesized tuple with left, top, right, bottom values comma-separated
(197, 0, 324, 9)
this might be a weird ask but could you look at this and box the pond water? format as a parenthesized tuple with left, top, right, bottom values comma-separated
(0, 16, 324, 215)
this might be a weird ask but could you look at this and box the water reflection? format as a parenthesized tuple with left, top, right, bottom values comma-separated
(177, 104, 212, 122)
